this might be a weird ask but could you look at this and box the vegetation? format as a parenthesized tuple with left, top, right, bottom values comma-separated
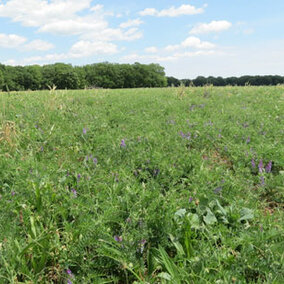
(1, 61, 284, 92)
(0, 62, 167, 91)
(167, 75, 284, 87)
(0, 86, 283, 283)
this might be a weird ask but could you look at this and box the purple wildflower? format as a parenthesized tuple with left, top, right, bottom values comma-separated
(265, 161, 272, 173)
(189, 197, 193, 203)
(251, 158, 256, 168)
(66, 269, 72, 276)
(77, 174, 81, 181)
(11, 191, 16, 196)
(71, 189, 77, 197)
(246, 136, 250, 144)
(258, 160, 264, 173)
(67, 280, 72, 284)
(179, 131, 185, 138)
(114, 235, 123, 242)
(83, 128, 87, 134)
(93, 157, 98, 165)
(120, 139, 126, 147)
(214, 187, 222, 194)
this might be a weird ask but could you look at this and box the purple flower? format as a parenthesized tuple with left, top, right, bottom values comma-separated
(265, 161, 272, 173)
(83, 128, 87, 134)
(189, 197, 193, 203)
(66, 269, 72, 276)
(67, 280, 72, 284)
(11, 191, 16, 196)
(251, 158, 256, 168)
(77, 174, 81, 181)
(126, 217, 131, 223)
(71, 189, 77, 197)
(120, 139, 126, 147)
(214, 187, 222, 194)
(258, 160, 264, 173)
(93, 157, 98, 165)
(40, 146, 44, 152)
(246, 136, 250, 144)
(114, 235, 123, 242)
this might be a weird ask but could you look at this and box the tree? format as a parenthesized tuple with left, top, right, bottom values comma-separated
(167, 76, 180, 87)
(0, 69, 4, 90)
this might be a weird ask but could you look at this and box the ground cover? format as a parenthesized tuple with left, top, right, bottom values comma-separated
(0, 86, 283, 283)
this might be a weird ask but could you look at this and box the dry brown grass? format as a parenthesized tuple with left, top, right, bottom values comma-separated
(0, 120, 17, 146)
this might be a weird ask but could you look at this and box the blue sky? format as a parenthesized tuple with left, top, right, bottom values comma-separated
(0, 0, 283, 78)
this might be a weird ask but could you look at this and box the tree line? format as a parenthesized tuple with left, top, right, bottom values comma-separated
(167, 75, 284, 87)
(0, 61, 283, 91)
(0, 62, 167, 91)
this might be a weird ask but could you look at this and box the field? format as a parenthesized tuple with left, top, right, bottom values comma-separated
(0, 86, 283, 283)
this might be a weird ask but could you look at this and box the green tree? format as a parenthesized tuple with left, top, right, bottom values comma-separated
(0, 69, 4, 90)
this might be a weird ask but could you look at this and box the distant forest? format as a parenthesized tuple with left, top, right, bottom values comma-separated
(0, 62, 283, 91)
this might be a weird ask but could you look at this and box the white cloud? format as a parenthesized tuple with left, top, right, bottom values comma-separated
(0, 0, 142, 46)
(0, 0, 93, 27)
(139, 8, 157, 16)
(139, 4, 205, 17)
(190, 20, 232, 35)
(165, 36, 215, 52)
(23, 39, 54, 51)
(181, 36, 215, 49)
(120, 18, 143, 29)
(145, 46, 158, 53)
(0, 33, 26, 48)
(90, 4, 104, 12)
(69, 40, 118, 57)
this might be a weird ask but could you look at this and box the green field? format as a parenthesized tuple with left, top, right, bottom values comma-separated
(0, 86, 283, 283)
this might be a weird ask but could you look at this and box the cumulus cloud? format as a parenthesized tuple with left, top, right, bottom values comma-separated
(165, 36, 215, 51)
(120, 18, 143, 29)
(139, 3, 206, 17)
(181, 36, 215, 49)
(121, 36, 216, 63)
(69, 40, 118, 57)
(190, 20, 232, 34)
(23, 40, 54, 51)
(0, 0, 142, 44)
(0, 33, 26, 48)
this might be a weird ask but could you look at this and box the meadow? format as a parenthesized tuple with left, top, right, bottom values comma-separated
(0, 86, 283, 283)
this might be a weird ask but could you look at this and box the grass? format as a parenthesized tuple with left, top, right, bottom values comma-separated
(0, 86, 283, 283)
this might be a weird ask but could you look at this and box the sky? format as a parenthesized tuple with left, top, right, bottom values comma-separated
(0, 0, 284, 78)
